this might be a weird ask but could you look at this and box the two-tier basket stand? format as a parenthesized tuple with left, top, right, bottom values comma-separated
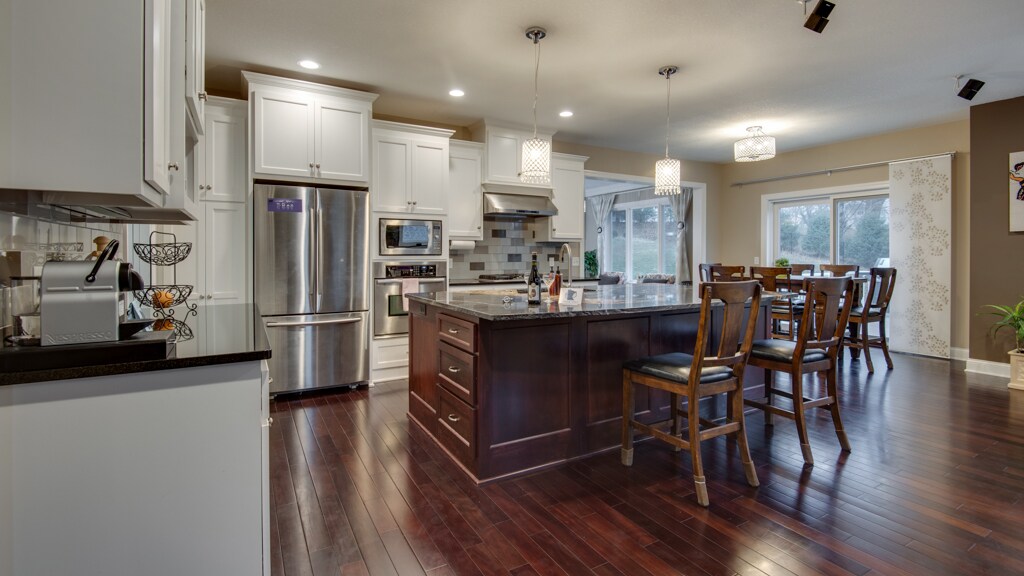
(133, 231, 197, 341)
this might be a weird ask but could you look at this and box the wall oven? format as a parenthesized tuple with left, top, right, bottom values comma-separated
(372, 261, 447, 337)
(379, 218, 443, 256)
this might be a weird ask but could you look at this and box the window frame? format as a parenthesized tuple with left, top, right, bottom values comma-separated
(609, 197, 676, 281)
(761, 181, 889, 268)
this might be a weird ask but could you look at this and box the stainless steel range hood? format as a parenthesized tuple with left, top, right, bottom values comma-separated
(482, 183, 557, 217)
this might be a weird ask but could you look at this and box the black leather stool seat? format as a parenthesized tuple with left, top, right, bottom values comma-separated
(850, 305, 882, 316)
(622, 352, 733, 385)
(750, 339, 827, 363)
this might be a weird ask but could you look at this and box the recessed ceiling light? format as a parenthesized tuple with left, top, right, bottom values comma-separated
(449, 89, 465, 97)
(559, 110, 574, 118)
(297, 60, 321, 70)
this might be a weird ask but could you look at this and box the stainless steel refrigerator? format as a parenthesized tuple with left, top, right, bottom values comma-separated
(254, 183, 370, 394)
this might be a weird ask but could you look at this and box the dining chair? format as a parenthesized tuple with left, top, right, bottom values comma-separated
(843, 267, 896, 372)
(819, 264, 860, 277)
(744, 276, 854, 465)
(709, 265, 746, 282)
(697, 263, 720, 283)
(789, 263, 815, 277)
(622, 281, 762, 507)
(750, 266, 795, 340)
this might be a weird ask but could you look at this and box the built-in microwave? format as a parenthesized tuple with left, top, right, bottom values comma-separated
(379, 218, 443, 256)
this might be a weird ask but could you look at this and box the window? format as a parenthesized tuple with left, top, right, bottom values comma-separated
(609, 201, 676, 280)
(771, 192, 889, 269)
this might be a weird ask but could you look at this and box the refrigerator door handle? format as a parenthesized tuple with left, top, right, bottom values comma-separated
(308, 204, 317, 311)
(316, 205, 324, 311)
(266, 317, 362, 328)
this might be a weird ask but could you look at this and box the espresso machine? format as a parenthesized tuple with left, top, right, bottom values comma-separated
(39, 239, 148, 346)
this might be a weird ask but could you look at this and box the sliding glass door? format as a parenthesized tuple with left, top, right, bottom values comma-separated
(771, 192, 889, 268)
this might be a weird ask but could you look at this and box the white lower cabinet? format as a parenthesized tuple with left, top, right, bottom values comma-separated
(371, 336, 409, 384)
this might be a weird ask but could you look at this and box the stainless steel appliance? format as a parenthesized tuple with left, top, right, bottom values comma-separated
(373, 261, 446, 337)
(254, 183, 370, 394)
(39, 239, 148, 346)
(379, 218, 442, 256)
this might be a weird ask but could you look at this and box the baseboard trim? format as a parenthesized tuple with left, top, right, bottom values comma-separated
(965, 358, 1011, 378)
(949, 347, 969, 362)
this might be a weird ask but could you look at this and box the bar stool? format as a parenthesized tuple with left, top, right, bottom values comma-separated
(750, 266, 794, 340)
(844, 267, 897, 372)
(744, 276, 854, 465)
(622, 281, 762, 507)
(697, 263, 720, 283)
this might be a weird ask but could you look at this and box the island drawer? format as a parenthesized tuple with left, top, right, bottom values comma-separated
(437, 386, 475, 467)
(438, 341, 475, 405)
(438, 314, 476, 353)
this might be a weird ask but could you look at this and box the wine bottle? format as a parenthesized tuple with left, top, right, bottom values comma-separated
(551, 266, 561, 298)
(527, 253, 542, 305)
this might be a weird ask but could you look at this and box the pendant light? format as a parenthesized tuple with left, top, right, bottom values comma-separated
(734, 126, 777, 162)
(520, 26, 551, 185)
(654, 66, 681, 196)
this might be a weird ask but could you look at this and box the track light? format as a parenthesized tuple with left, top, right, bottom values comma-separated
(955, 76, 985, 101)
(803, 0, 835, 33)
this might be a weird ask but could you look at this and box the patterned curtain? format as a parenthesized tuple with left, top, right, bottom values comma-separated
(888, 156, 951, 358)
(587, 195, 616, 273)
(667, 187, 693, 283)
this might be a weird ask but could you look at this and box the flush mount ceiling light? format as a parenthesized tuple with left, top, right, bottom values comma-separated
(802, 0, 835, 33)
(559, 110, 574, 118)
(520, 26, 551, 185)
(955, 75, 985, 101)
(654, 66, 681, 196)
(297, 59, 321, 70)
(449, 88, 465, 97)
(734, 126, 777, 162)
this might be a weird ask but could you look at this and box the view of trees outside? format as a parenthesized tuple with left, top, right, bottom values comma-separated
(837, 197, 889, 269)
(608, 203, 677, 279)
(776, 196, 889, 269)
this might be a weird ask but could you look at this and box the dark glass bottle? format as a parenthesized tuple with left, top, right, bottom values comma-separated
(551, 265, 561, 298)
(527, 253, 542, 305)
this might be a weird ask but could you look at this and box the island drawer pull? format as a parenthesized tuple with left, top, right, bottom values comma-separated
(447, 366, 461, 374)
(448, 414, 460, 423)
(447, 328, 459, 334)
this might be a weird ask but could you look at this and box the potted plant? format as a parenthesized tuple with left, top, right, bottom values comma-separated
(985, 297, 1024, 390)
(774, 257, 790, 268)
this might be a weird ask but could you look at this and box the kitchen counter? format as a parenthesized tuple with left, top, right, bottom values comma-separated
(0, 302, 271, 386)
(448, 277, 598, 286)
(406, 283, 771, 483)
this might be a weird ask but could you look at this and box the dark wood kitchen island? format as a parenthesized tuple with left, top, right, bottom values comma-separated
(406, 284, 771, 483)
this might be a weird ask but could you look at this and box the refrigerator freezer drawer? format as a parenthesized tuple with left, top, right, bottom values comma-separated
(264, 311, 369, 394)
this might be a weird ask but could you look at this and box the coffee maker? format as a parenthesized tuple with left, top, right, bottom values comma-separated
(40, 239, 148, 346)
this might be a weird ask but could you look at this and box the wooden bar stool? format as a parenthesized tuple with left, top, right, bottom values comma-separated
(750, 266, 794, 340)
(744, 276, 854, 465)
(622, 281, 762, 507)
(844, 267, 897, 372)
(709, 265, 746, 281)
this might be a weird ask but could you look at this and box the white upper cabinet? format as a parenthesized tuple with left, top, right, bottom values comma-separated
(245, 72, 377, 186)
(185, 0, 207, 135)
(371, 121, 453, 215)
(448, 141, 484, 240)
(199, 98, 246, 203)
(471, 121, 554, 187)
(535, 153, 588, 242)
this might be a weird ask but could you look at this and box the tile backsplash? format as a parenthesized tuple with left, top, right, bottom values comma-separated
(0, 209, 124, 279)
(448, 218, 580, 281)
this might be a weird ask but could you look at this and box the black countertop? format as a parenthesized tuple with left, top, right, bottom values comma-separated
(0, 303, 271, 386)
(409, 284, 713, 321)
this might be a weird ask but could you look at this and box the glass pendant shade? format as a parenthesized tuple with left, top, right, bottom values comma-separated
(520, 136, 551, 185)
(655, 157, 681, 196)
(734, 126, 777, 162)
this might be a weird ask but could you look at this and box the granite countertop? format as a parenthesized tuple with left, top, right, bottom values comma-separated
(0, 303, 271, 386)
(410, 284, 711, 321)
(448, 277, 599, 286)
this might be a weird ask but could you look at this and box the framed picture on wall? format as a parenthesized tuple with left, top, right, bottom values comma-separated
(1012, 151, 1024, 232)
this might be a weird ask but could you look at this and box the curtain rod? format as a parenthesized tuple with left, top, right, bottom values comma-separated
(730, 152, 956, 187)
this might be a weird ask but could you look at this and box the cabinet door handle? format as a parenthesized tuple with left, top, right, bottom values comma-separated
(315, 163, 321, 169)
(205, 185, 212, 190)
(447, 414, 460, 423)
(447, 366, 461, 374)
(447, 328, 459, 334)
(168, 162, 180, 171)
(412, 201, 417, 205)
(309, 162, 315, 169)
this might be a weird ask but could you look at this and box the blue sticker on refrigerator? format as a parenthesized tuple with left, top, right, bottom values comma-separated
(267, 198, 303, 213)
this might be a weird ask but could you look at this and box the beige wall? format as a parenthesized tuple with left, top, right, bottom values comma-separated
(969, 96, 1024, 362)
(718, 120, 971, 351)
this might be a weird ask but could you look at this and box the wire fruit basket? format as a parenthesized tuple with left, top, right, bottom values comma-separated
(134, 285, 194, 309)
(133, 242, 192, 266)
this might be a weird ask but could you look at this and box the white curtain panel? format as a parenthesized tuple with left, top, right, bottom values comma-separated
(667, 187, 693, 283)
(587, 195, 616, 273)
(888, 155, 952, 358)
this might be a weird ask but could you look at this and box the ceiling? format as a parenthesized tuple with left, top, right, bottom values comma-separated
(206, 0, 1024, 164)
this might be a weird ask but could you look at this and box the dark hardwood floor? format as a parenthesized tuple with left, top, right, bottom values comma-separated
(269, 354, 1024, 575)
